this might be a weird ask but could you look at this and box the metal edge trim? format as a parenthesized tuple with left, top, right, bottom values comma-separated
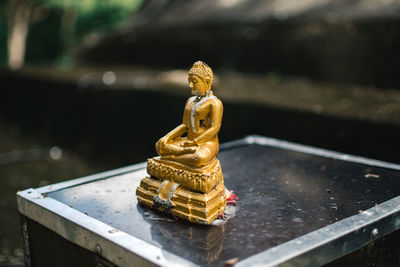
(34, 161, 147, 194)
(16, 188, 198, 267)
(237, 195, 400, 267)
(246, 135, 400, 170)
(219, 138, 250, 150)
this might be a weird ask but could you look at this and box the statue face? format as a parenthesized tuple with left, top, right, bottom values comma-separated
(189, 74, 209, 96)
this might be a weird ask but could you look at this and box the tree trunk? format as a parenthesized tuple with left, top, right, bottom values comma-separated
(8, 0, 31, 70)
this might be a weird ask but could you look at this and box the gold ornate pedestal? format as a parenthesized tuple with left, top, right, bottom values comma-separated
(147, 157, 223, 193)
(136, 158, 226, 224)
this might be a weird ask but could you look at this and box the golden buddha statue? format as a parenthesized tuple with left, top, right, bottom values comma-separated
(136, 61, 226, 224)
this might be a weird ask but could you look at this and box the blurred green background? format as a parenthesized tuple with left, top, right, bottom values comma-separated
(0, 0, 142, 69)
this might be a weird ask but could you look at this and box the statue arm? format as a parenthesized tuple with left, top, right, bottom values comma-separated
(163, 124, 187, 142)
(193, 99, 223, 144)
(160, 99, 190, 143)
(156, 124, 187, 155)
(156, 99, 192, 154)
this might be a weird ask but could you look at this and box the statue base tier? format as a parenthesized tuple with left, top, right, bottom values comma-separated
(136, 177, 226, 224)
(138, 156, 226, 224)
(146, 157, 223, 193)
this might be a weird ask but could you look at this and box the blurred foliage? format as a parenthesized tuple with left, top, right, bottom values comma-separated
(0, 21, 7, 63)
(1, 0, 143, 67)
(47, 0, 141, 15)
(44, 0, 142, 36)
(26, 9, 63, 63)
(0, 1, 8, 63)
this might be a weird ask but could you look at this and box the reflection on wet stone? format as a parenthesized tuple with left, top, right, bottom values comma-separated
(154, 220, 225, 265)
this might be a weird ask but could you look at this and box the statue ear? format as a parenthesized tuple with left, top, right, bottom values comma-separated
(205, 77, 211, 86)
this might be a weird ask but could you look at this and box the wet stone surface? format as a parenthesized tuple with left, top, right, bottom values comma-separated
(49, 144, 400, 266)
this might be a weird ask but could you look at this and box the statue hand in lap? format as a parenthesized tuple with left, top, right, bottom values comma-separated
(155, 61, 223, 168)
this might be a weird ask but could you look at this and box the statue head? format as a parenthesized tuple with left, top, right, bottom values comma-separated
(188, 61, 213, 96)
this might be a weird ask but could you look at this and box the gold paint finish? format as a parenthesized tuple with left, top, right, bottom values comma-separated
(137, 177, 226, 224)
(147, 158, 223, 193)
(136, 61, 226, 224)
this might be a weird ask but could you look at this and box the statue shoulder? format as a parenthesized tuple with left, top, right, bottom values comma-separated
(209, 96, 223, 108)
(186, 96, 197, 105)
